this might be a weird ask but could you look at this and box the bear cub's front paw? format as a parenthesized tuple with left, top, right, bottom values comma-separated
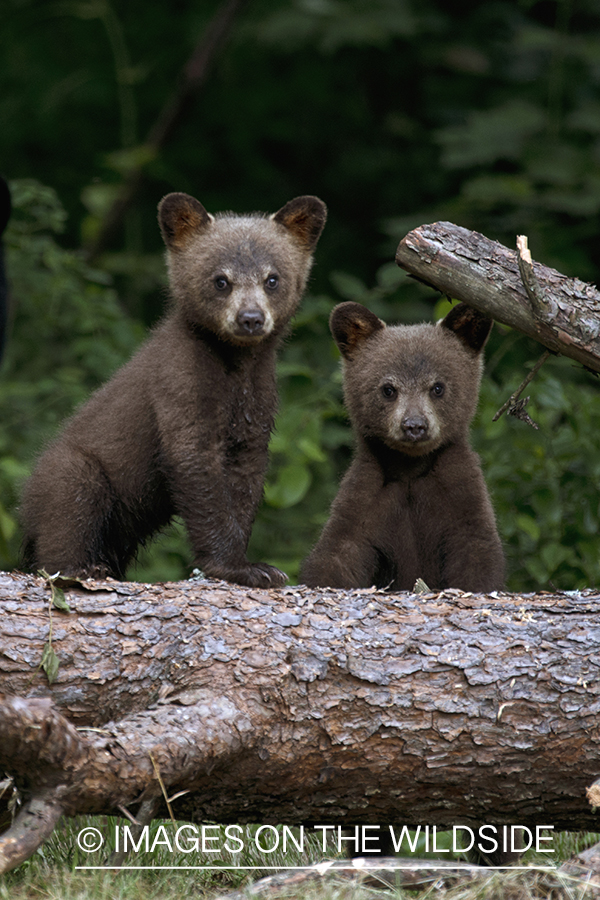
(240, 562, 288, 588)
(203, 560, 288, 588)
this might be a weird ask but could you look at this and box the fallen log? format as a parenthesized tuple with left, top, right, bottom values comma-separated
(395, 221, 600, 373)
(1, 571, 600, 872)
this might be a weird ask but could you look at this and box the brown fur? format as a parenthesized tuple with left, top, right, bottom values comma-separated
(21, 192, 327, 586)
(301, 301, 504, 592)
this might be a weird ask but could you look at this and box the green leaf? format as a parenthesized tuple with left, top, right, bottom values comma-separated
(104, 144, 157, 176)
(0, 501, 16, 542)
(297, 436, 327, 463)
(264, 464, 312, 509)
(51, 585, 71, 612)
(523, 558, 550, 585)
(80, 182, 121, 218)
(41, 643, 60, 685)
(516, 515, 541, 543)
(540, 543, 573, 573)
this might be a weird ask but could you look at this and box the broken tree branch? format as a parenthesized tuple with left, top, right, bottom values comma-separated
(492, 350, 551, 425)
(516, 234, 549, 318)
(395, 221, 600, 374)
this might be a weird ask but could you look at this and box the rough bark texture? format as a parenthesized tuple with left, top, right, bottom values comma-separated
(1, 570, 600, 851)
(395, 221, 600, 373)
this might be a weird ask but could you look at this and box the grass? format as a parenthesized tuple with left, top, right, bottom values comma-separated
(1, 817, 599, 900)
(0, 818, 324, 900)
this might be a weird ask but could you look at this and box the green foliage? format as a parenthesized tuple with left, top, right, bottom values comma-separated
(0, 179, 143, 569)
(476, 356, 600, 592)
(256, 0, 418, 52)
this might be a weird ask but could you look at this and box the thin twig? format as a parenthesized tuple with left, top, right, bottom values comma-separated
(149, 752, 176, 824)
(492, 350, 551, 423)
(117, 803, 141, 826)
(110, 797, 161, 867)
(506, 396, 539, 430)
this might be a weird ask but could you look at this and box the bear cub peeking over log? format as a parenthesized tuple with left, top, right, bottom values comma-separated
(301, 301, 504, 592)
(22, 192, 327, 586)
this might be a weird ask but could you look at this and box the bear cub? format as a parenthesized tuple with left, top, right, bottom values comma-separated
(22, 192, 327, 587)
(301, 301, 504, 592)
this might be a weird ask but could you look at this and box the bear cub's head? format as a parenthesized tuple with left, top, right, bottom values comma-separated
(158, 192, 327, 346)
(331, 301, 492, 457)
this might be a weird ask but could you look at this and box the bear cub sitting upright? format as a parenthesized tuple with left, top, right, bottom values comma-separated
(301, 301, 504, 592)
(22, 192, 327, 587)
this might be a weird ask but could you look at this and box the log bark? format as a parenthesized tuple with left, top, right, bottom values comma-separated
(1, 570, 600, 872)
(395, 221, 600, 373)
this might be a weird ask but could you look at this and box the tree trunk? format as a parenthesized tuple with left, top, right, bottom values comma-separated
(1, 572, 600, 870)
(395, 221, 600, 374)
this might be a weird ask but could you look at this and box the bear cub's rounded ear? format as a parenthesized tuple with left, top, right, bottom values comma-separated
(441, 302, 493, 354)
(330, 302, 385, 359)
(272, 196, 327, 252)
(158, 193, 213, 251)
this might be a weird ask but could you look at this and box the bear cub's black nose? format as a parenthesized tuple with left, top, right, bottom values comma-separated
(237, 309, 265, 334)
(401, 415, 428, 440)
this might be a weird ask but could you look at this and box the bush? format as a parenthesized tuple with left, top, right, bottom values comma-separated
(0, 180, 143, 569)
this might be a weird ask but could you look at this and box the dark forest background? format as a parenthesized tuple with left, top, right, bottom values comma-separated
(2, 0, 600, 590)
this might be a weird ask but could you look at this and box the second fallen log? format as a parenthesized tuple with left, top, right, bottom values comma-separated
(395, 220, 600, 373)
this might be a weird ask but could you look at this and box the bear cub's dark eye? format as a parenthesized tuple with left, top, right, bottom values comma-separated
(214, 276, 229, 291)
(431, 382, 445, 397)
(381, 383, 397, 399)
(265, 274, 279, 290)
